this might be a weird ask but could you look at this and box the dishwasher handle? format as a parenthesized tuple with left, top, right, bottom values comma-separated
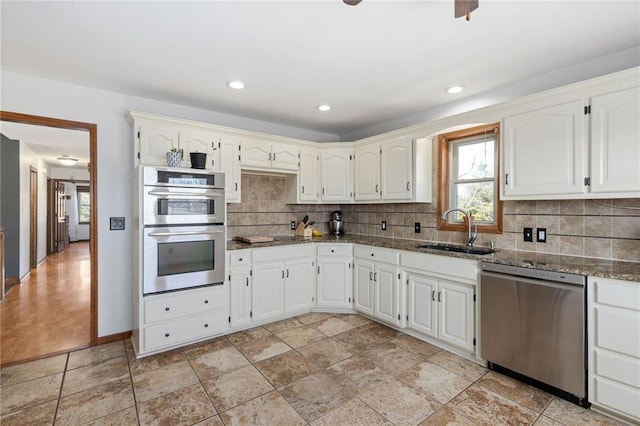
(481, 270, 585, 291)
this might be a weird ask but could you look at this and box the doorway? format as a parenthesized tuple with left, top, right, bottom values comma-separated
(0, 111, 98, 365)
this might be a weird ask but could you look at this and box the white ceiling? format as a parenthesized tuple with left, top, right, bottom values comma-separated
(1, 1, 639, 145)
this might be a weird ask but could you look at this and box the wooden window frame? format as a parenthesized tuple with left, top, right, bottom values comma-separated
(438, 122, 503, 234)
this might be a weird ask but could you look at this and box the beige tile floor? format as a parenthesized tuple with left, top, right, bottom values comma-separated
(0, 313, 624, 425)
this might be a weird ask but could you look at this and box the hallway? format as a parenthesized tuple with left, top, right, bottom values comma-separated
(1, 242, 91, 367)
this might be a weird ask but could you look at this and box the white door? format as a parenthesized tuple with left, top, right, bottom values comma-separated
(354, 261, 374, 315)
(137, 121, 180, 166)
(407, 273, 437, 337)
(299, 148, 320, 202)
(252, 262, 285, 322)
(179, 128, 215, 169)
(590, 86, 640, 195)
(321, 149, 352, 202)
(229, 265, 252, 328)
(271, 142, 299, 171)
(374, 263, 400, 326)
(381, 138, 412, 200)
(219, 137, 242, 203)
(317, 257, 352, 308)
(438, 280, 474, 352)
(241, 139, 272, 168)
(354, 145, 380, 201)
(503, 100, 587, 198)
(284, 258, 314, 313)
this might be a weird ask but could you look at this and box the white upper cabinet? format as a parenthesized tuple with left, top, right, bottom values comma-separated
(590, 86, 640, 195)
(298, 147, 320, 202)
(503, 100, 587, 198)
(219, 136, 242, 203)
(502, 83, 640, 200)
(241, 139, 299, 172)
(136, 120, 180, 166)
(354, 137, 430, 203)
(179, 128, 218, 169)
(321, 148, 353, 202)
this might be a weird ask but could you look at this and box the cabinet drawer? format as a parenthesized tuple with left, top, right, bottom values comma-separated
(594, 306, 640, 358)
(401, 251, 478, 283)
(354, 245, 398, 264)
(593, 348, 640, 388)
(317, 244, 352, 256)
(144, 311, 226, 352)
(229, 250, 251, 267)
(592, 376, 640, 420)
(592, 278, 640, 311)
(144, 286, 225, 324)
(252, 244, 314, 263)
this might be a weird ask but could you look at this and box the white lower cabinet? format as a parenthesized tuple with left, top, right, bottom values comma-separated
(316, 244, 353, 309)
(353, 245, 402, 327)
(252, 262, 286, 322)
(228, 250, 252, 328)
(588, 276, 640, 423)
(139, 285, 228, 355)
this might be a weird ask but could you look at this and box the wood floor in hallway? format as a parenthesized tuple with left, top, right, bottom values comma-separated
(1, 241, 91, 367)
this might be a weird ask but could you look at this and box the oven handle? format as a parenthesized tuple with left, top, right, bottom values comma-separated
(148, 230, 224, 237)
(147, 190, 223, 199)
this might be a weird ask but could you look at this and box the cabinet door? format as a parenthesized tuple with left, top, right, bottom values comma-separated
(220, 137, 242, 203)
(354, 261, 374, 315)
(317, 257, 352, 308)
(381, 138, 412, 200)
(252, 262, 285, 322)
(179, 128, 216, 169)
(407, 273, 437, 337)
(503, 100, 587, 198)
(229, 266, 252, 328)
(271, 142, 299, 171)
(354, 145, 381, 201)
(590, 87, 640, 195)
(438, 280, 474, 352)
(138, 121, 180, 166)
(285, 258, 314, 313)
(299, 148, 320, 202)
(241, 139, 272, 168)
(321, 149, 353, 202)
(374, 263, 400, 326)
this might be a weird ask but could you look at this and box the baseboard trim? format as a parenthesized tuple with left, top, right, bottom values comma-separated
(96, 330, 132, 345)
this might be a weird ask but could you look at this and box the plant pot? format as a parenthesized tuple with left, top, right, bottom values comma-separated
(166, 151, 182, 168)
(190, 152, 207, 169)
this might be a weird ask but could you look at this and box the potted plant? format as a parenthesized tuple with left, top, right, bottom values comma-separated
(189, 151, 207, 169)
(166, 147, 183, 168)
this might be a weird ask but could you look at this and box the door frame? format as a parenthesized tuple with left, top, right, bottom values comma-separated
(30, 166, 38, 269)
(1, 111, 98, 346)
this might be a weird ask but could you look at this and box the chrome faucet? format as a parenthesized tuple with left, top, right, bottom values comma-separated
(441, 208, 477, 247)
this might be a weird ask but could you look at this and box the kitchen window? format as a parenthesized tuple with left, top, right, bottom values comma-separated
(438, 123, 502, 234)
(76, 186, 90, 225)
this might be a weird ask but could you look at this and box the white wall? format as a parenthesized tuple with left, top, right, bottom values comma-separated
(1, 70, 338, 337)
(18, 142, 48, 278)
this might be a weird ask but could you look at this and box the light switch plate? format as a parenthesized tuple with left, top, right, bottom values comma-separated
(110, 217, 125, 230)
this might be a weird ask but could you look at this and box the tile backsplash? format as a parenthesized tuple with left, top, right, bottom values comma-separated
(228, 173, 639, 262)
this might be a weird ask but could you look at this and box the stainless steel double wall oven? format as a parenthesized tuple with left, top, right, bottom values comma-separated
(141, 166, 225, 295)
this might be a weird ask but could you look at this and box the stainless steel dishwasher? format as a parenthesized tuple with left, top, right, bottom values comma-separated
(480, 262, 588, 406)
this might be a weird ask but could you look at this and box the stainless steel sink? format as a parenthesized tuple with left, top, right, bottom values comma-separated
(419, 243, 496, 255)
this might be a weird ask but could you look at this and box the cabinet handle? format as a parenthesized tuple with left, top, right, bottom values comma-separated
(286, 269, 289, 278)
(204, 300, 209, 304)
(165, 307, 170, 311)
(505, 173, 509, 185)
(375, 184, 379, 193)
(369, 271, 373, 281)
(268, 152, 272, 161)
(246, 277, 249, 286)
(431, 290, 436, 301)
(438, 291, 442, 302)
(301, 185, 305, 194)
(407, 181, 410, 191)
(374, 272, 377, 282)
(318, 266, 320, 274)
(322, 187, 325, 195)
(165, 333, 170, 338)
(273, 153, 276, 161)
(235, 182, 238, 191)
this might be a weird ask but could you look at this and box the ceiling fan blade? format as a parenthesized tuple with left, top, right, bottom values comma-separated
(343, 0, 362, 5)
(455, 0, 479, 20)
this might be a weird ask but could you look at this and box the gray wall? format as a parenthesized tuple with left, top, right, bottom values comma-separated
(1, 134, 20, 278)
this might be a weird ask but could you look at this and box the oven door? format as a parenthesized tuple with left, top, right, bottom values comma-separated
(143, 186, 225, 225)
(143, 225, 225, 295)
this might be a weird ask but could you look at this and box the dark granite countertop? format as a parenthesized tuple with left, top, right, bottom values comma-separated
(227, 234, 640, 282)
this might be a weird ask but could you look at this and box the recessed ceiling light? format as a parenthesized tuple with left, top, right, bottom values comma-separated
(317, 105, 331, 112)
(226, 80, 245, 90)
(446, 85, 465, 94)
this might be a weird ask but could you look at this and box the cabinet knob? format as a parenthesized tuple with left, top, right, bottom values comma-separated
(239, 257, 243, 262)
(204, 300, 209, 304)
(331, 249, 335, 253)
(165, 307, 170, 311)
(371, 253, 374, 257)
(204, 324, 209, 328)
(165, 333, 170, 337)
